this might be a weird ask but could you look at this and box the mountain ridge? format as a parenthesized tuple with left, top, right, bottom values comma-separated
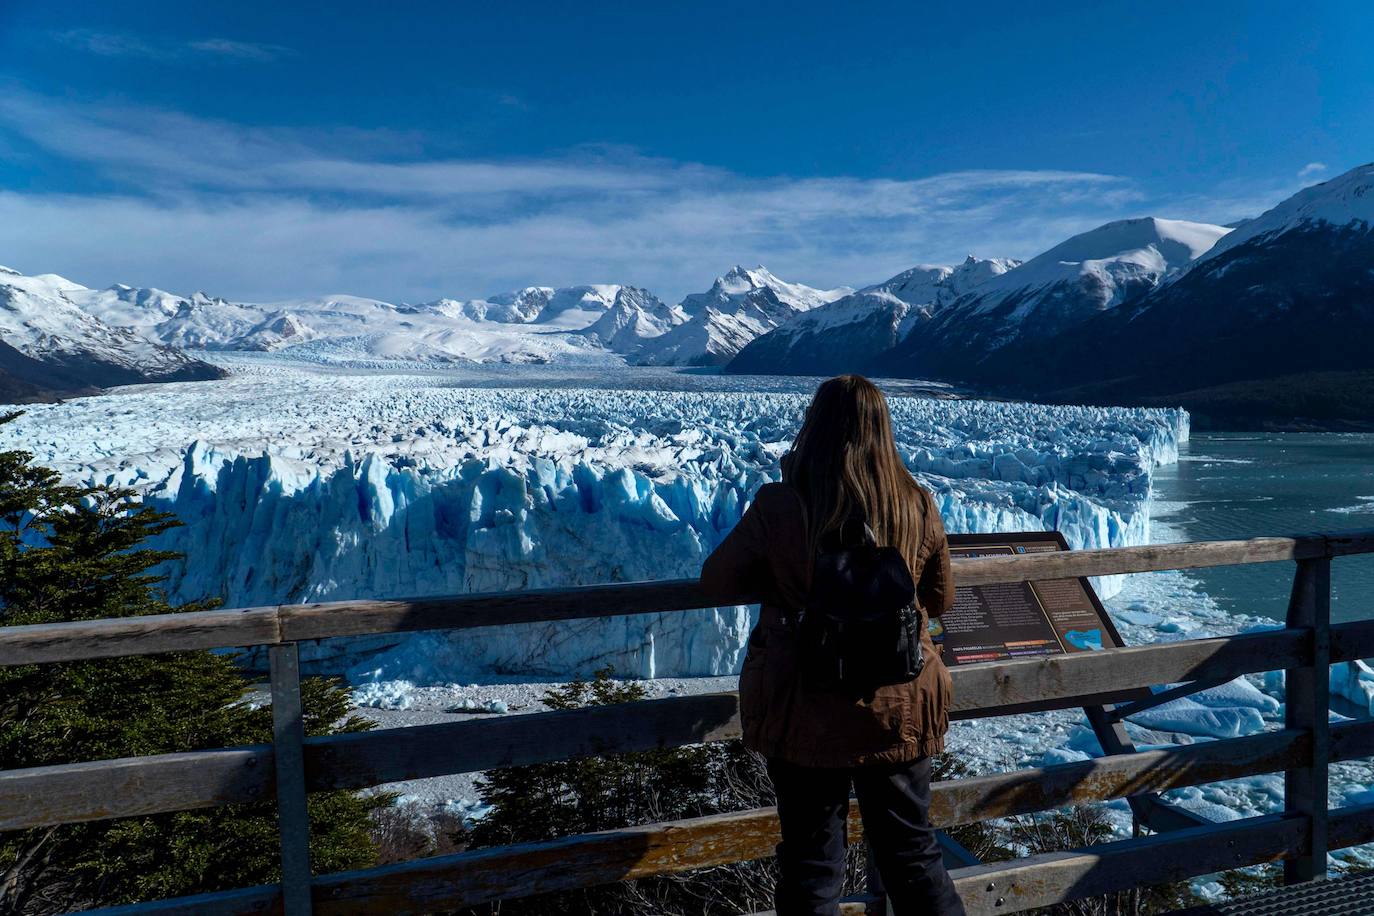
(0, 269, 226, 402)
(9, 162, 1374, 422)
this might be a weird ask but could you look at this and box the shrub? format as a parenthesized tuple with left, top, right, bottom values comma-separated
(461, 669, 795, 914)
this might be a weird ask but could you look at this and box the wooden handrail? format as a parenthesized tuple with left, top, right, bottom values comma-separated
(12, 621, 1374, 834)
(3, 531, 1371, 667)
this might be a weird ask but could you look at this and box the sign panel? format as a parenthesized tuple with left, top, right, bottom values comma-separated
(932, 532, 1124, 667)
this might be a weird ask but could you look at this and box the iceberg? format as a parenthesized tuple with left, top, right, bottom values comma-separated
(1125, 696, 1265, 740)
(0, 362, 1189, 682)
(1331, 659, 1374, 716)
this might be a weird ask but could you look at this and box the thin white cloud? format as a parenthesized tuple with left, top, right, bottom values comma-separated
(1298, 161, 1328, 179)
(186, 38, 293, 61)
(50, 30, 291, 63)
(50, 30, 162, 59)
(0, 90, 690, 198)
(0, 89, 1309, 303)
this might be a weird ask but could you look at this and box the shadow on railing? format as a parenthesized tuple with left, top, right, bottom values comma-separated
(1, 530, 1373, 915)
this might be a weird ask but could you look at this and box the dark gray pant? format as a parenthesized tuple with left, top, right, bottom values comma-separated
(768, 756, 966, 916)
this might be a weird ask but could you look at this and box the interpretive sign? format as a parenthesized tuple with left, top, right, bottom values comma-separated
(933, 532, 1124, 667)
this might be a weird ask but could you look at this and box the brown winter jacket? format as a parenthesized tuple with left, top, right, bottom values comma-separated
(700, 481, 956, 768)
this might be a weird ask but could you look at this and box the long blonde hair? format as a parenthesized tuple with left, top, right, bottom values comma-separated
(781, 375, 925, 568)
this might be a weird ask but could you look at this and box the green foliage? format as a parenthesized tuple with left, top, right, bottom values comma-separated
(0, 420, 382, 914)
(470, 671, 738, 848)
(930, 754, 1017, 863)
(1005, 807, 1194, 916)
(1212, 862, 1281, 901)
(464, 667, 802, 915)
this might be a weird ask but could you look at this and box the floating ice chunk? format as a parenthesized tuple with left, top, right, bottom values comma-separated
(1187, 677, 1281, 715)
(1125, 696, 1265, 739)
(1330, 659, 1374, 716)
(1166, 789, 1259, 823)
(1039, 747, 1092, 766)
(1066, 727, 1105, 757)
(1344, 786, 1374, 807)
(1114, 608, 1163, 627)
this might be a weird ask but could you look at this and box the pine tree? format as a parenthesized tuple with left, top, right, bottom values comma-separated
(0, 414, 384, 914)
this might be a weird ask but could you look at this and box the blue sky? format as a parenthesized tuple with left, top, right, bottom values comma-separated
(0, 1, 1370, 302)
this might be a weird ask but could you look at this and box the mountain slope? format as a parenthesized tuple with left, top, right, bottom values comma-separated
(638, 265, 848, 366)
(71, 283, 261, 350)
(429, 285, 622, 328)
(62, 263, 842, 370)
(933, 163, 1374, 414)
(0, 267, 225, 402)
(75, 281, 633, 365)
(579, 286, 681, 350)
(878, 217, 1230, 379)
(727, 256, 1015, 375)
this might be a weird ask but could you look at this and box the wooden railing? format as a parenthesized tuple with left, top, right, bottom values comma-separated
(2, 530, 1373, 915)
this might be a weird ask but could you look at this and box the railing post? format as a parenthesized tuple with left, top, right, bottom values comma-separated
(270, 642, 314, 915)
(1283, 554, 1331, 885)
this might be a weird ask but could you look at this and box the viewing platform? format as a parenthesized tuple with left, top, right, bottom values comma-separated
(2, 530, 1373, 915)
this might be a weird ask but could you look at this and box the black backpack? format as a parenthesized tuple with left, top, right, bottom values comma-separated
(795, 516, 925, 697)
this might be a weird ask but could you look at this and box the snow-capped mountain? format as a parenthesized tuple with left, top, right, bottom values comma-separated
(636, 265, 849, 366)
(876, 217, 1230, 379)
(579, 286, 682, 350)
(70, 283, 257, 351)
(426, 285, 622, 328)
(967, 217, 1229, 322)
(680, 265, 849, 316)
(234, 311, 319, 351)
(982, 162, 1374, 404)
(73, 277, 620, 356)
(0, 267, 225, 401)
(1190, 161, 1373, 261)
(18, 256, 844, 377)
(65, 281, 630, 365)
(17, 257, 836, 373)
(251, 284, 656, 363)
(16, 160, 1372, 423)
(730, 218, 1226, 380)
(728, 256, 1016, 376)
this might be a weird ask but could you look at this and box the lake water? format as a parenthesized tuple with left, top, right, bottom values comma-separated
(1153, 432, 1374, 625)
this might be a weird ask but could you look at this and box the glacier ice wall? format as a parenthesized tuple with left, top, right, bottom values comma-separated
(153, 443, 763, 677)
(1, 367, 1188, 681)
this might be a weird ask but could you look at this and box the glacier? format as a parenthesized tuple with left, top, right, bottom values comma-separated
(2, 358, 1188, 682)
